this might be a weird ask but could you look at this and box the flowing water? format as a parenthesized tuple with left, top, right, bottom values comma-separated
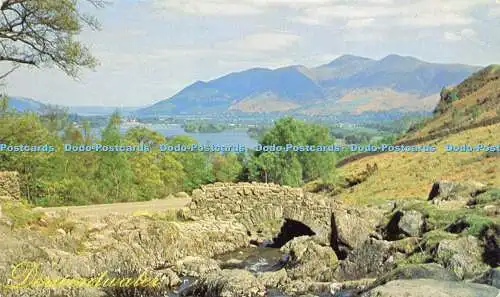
(164, 246, 356, 297)
(165, 247, 290, 297)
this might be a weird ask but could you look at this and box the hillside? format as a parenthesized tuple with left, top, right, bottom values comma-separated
(400, 65, 500, 143)
(337, 66, 500, 203)
(137, 55, 480, 116)
(6, 97, 46, 112)
(339, 123, 499, 204)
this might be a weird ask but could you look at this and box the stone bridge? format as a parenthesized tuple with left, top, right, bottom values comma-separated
(188, 182, 383, 252)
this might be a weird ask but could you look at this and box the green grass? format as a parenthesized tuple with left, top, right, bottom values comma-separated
(399, 199, 498, 237)
(422, 230, 458, 249)
(1, 201, 43, 228)
(474, 188, 500, 204)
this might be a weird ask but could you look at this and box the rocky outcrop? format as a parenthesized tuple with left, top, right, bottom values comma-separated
(335, 238, 399, 281)
(182, 269, 266, 297)
(371, 263, 459, 288)
(280, 236, 338, 282)
(0, 213, 251, 296)
(331, 207, 383, 256)
(362, 279, 500, 297)
(428, 180, 487, 204)
(479, 224, 500, 267)
(384, 210, 425, 240)
(174, 256, 220, 277)
(257, 269, 289, 288)
(434, 235, 490, 280)
(0, 171, 21, 201)
(474, 268, 500, 289)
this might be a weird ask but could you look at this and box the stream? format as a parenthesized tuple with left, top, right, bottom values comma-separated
(164, 246, 351, 297)
(166, 246, 290, 297)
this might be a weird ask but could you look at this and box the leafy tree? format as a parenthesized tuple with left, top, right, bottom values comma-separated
(0, 95, 8, 114)
(39, 105, 71, 134)
(0, 113, 60, 203)
(0, 0, 105, 79)
(95, 112, 135, 202)
(251, 117, 336, 186)
(212, 153, 243, 182)
(166, 135, 214, 190)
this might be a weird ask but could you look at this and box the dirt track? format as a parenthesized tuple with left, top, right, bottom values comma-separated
(37, 197, 191, 218)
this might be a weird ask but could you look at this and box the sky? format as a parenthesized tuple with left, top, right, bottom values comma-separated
(1, 0, 499, 107)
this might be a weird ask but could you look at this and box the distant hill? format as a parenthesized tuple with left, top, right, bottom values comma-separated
(67, 106, 139, 116)
(7, 97, 46, 112)
(6, 98, 140, 116)
(137, 54, 481, 116)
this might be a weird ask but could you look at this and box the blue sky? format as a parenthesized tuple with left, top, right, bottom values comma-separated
(1, 0, 499, 107)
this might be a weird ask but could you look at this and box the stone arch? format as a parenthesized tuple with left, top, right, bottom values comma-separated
(189, 182, 334, 247)
(266, 218, 316, 248)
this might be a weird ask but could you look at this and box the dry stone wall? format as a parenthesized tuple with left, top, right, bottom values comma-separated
(0, 171, 20, 201)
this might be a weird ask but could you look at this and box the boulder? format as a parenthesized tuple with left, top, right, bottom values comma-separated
(385, 210, 425, 240)
(153, 268, 182, 288)
(428, 180, 487, 204)
(474, 268, 500, 289)
(182, 269, 265, 297)
(479, 224, 499, 267)
(389, 237, 420, 254)
(361, 279, 499, 297)
(335, 238, 398, 281)
(435, 235, 490, 280)
(332, 207, 382, 252)
(280, 236, 338, 282)
(372, 263, 459, 288)
(329, 280, 376, 296)
(483, 205, 500, 217)
(397, 211, 425, 237)
(257, 269, 289, 288)
(174, 256, 220, 277)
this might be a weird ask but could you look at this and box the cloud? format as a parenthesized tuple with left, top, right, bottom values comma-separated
(444, 28, 477, 41)
(215, 32, 301, 52)
(444, 31, 462, 41)
(2, 0, 499, 107)
(151, 0, 334, 16)
(489, 6, 500, 17)
(345, 18, 375, 28)
(293, 0, 486, 27)
(152, 1, 262, 16)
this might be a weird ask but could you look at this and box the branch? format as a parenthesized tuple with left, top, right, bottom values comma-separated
(0, 55, 35, 64)
(0, 63, 18, 79)
(0, 0, 25, 11)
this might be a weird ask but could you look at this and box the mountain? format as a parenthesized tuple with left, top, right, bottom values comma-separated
(137, 54, 481, 116)
(7, 97, 46, 112)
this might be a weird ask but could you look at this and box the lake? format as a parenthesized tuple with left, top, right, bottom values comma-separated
(112, 124, 259, 147)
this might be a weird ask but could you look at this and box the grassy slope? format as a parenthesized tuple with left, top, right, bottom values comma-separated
(339, 122, 499, 204)
(337, 65, 500, 205)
